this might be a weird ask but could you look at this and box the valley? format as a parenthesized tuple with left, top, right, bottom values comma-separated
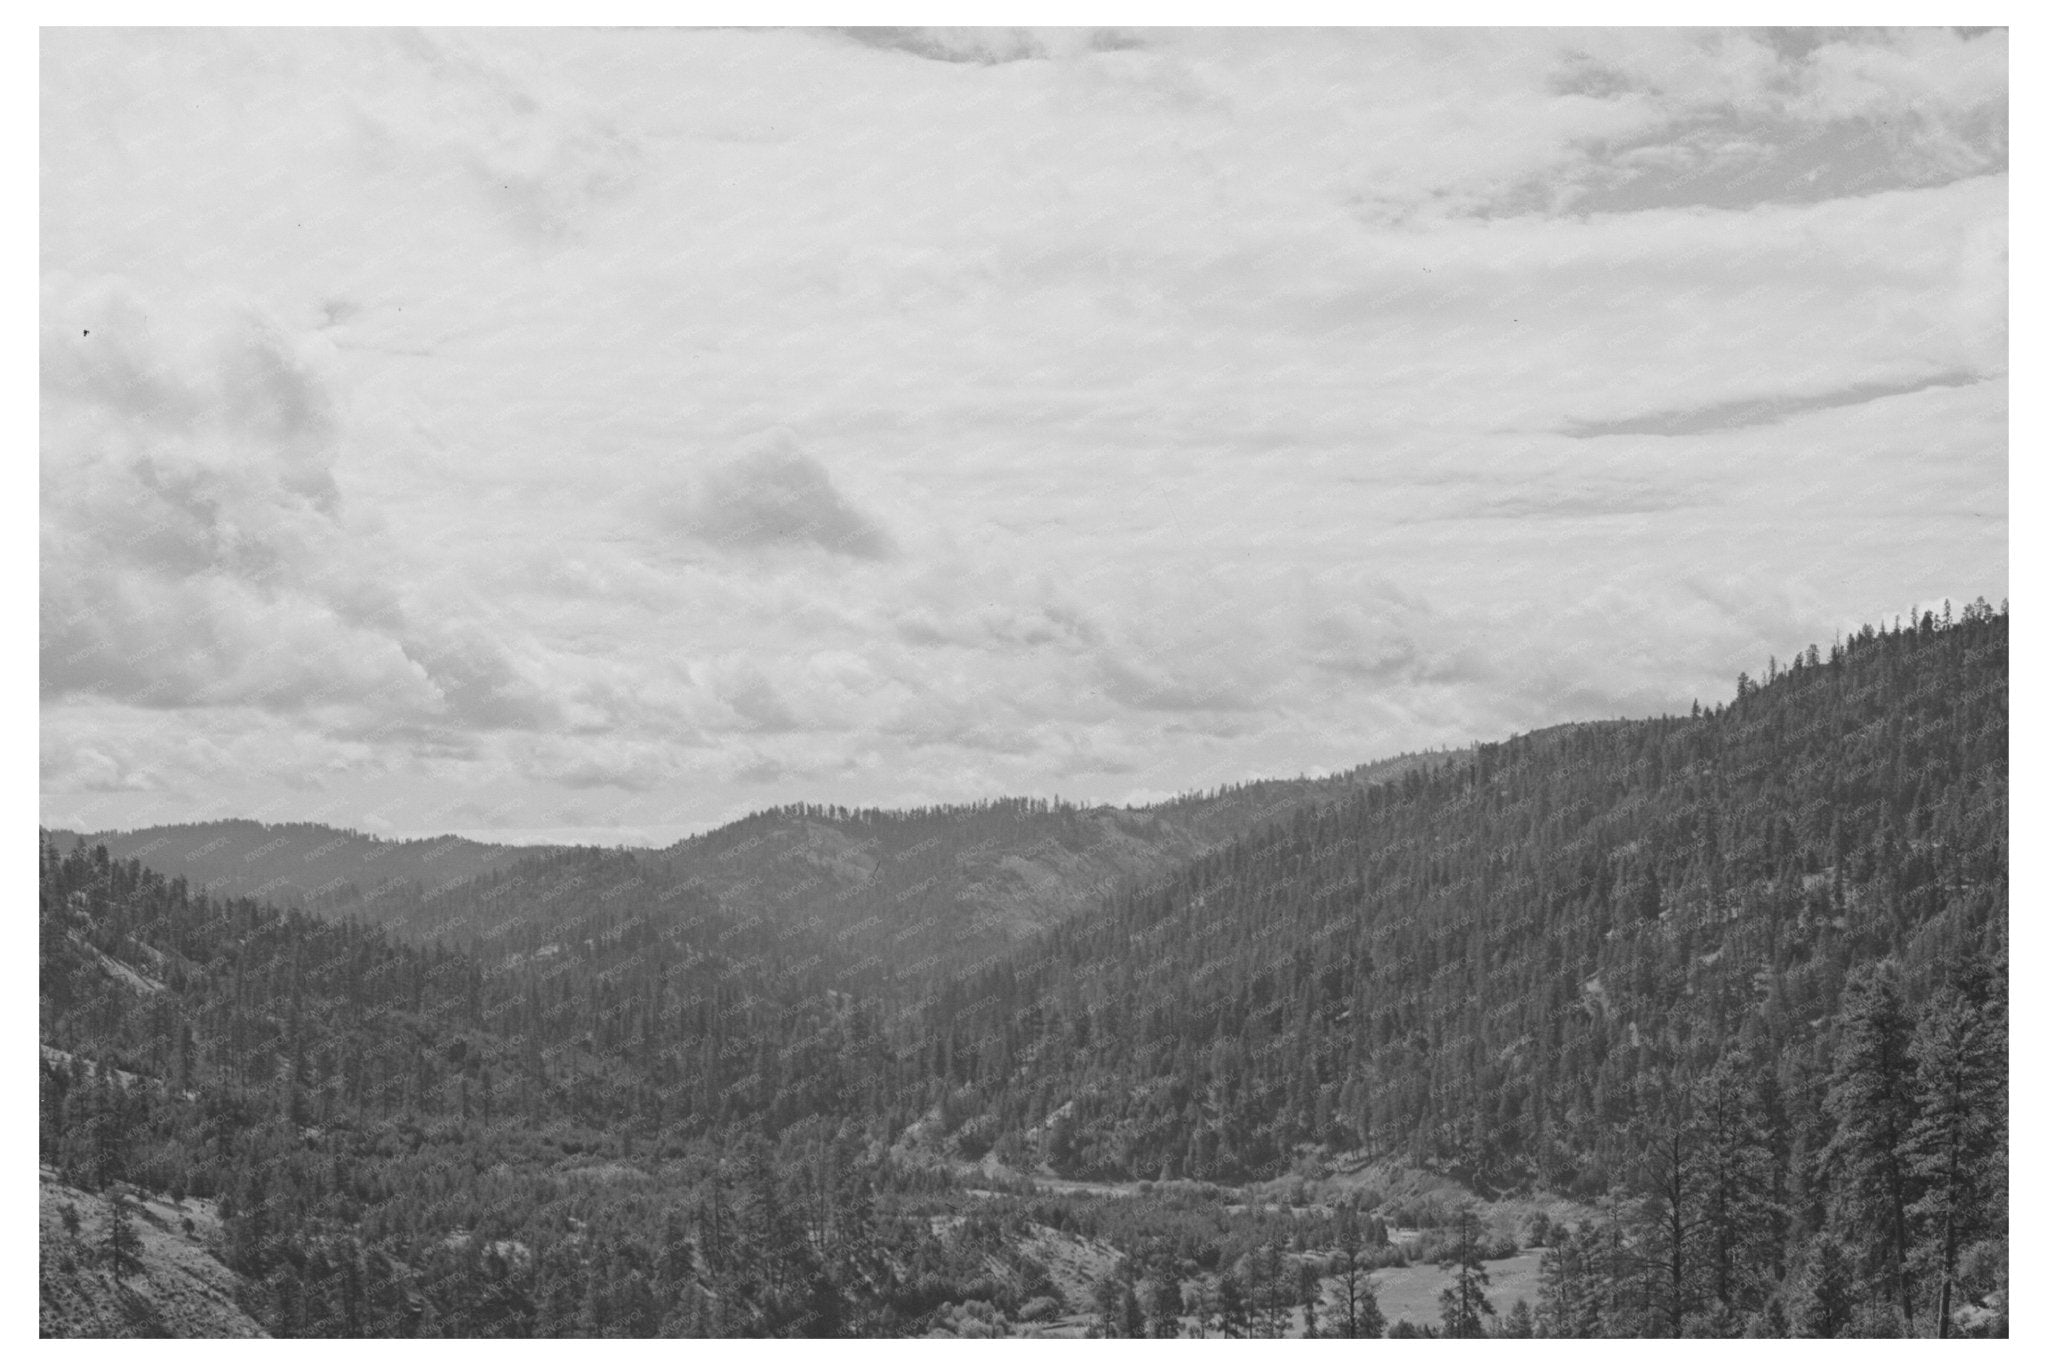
(39, 606, 2009, 1337)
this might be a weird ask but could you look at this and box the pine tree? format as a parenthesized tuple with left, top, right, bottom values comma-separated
(1143, 1272, 1184, 1338)
(1329, 1203, 1384, 1336)
(1216, 1271, 1250, 1338)
(1791, 1233, 1854, 1338)
(1695, 1055, 1782, 1315)
(1239, 1244, 1287, 1338)
(1092, 1272, 1128, 1338)
(39, 1059, 69, 1171)
(1822, 967, 1920, 1331)
(88, 1064, 127, 1191)
(1437, 1207, 1495, 1338)
(1629, 1094, 1708, 1335)
(1537, 1223, 1600, 1338)
(1119, 1272, 1145, 1340)
(104, 1183, 142, 1284)
(1903, 959, 2005, 1338)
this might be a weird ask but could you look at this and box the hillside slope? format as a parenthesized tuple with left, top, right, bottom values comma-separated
(58, 751, 1450, 993)
(907, 605, 2007, 1193)
(39, 1167, 264, 1338)
(653, 749, 1452, 984)
(44, 820, 545, 922)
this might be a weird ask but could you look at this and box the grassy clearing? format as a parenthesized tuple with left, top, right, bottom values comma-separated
(1359, 1249, 1546, 1333)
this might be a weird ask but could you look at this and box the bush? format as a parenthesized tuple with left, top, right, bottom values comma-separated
(1412, 1225, 1517, 1266)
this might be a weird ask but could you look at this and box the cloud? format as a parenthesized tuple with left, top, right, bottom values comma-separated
(681, 430, 896, 560)
(708, 661, 806, 734)
(1563, 369, 1988, 437)
(1410, 483, 1712, 521)
(1094, 652, 1261, 714)
(1476, 29, 2008, 217)
(1298, 595, 1473, 688)
(888, 560, 1103, 654)
(40, 275, 559, 741)
(40, 732, 160, 794)
(377, 29, 647, 243)
(42, 276, 418, 708)
(840, 27, 1146, 67)
(841, 28, 1050, 66)
(516, 737, 673, 792)
(397, 621, 562, 731)
(40, 29, 2005, 838)
(1556, 112, 2004, 215)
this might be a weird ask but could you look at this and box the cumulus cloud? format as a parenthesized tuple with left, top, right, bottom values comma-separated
(40, 274, 559, 743)
(681, 430, 895, 560)
(42, 277, 416, 707)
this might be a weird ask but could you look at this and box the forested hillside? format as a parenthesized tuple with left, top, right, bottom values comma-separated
(38, 833, 935, 1337)
(66, 751, 1447, 993)
(912, 604, 2005, 1184)
(898, 602, 2007, 1333)
(42, 821, 548, 922)
(653, 748, 1450, 984)
(39, 603, 2006, 1337)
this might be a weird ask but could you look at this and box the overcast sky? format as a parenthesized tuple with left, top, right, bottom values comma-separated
(40, 26, 2007, 844)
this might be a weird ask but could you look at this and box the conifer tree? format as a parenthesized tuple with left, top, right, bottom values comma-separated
(1904, 957, 2005, 1337)
(1329, 1203, 1384, 1336)
(104, 1184, 142, 1284)
(1629, 1094, 1708, 1335)
(1437, 1207, 1495, 1338)
(1144, 1272, 1184, 1338)
(1822, 967, 1920, 1331)
(1791, 1233, 1854, 1338)
(1216, 1271, 1250, 1338)
(1535, 1224, 1583, 1337)
(1695, 1054, 1782, 1315)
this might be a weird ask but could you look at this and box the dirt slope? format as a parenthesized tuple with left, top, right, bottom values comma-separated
(38, 1167, 265, 1338)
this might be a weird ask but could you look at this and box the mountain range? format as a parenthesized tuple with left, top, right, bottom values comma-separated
(39, 602, 2007, 1338)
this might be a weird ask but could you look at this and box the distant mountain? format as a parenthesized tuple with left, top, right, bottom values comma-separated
(41, 820, 551, 921)
(55, 752, 1453, 990)
(652, 750, 1455, 985)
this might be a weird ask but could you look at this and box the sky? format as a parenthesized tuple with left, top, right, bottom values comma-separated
(38, 26, 2008, 845)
